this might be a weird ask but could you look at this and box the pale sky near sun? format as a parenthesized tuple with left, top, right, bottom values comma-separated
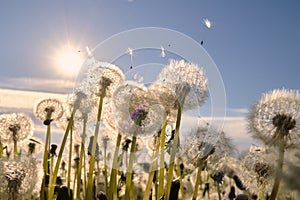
(0, 1, 299, 153)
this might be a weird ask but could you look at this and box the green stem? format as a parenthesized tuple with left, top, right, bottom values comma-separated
(73, 168, 77, 198)
(165, 104, 182, 200)
(49, 156, 54, 196)
(125, 136, 137, 200)
(103, 143, 108, 195)
(108, 133, 122, 200)
(176, 159, 184, 199)
(158, 115, 167, 198)
(192, 166, 202, 200)
(86, 90, 105, 200)
(48, 111, 75, 200)
(270, 143, 285, 200)
(40, 125, 50, 200)
(43, 125, 51, 174)
(144, 135, 161, 200)
(76, 118, 87, 200)
(216, 182, 221, 200)
(0, 141, 3, 157)
(67, 125, 73, 198)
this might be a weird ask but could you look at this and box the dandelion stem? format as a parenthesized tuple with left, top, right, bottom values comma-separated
(192, 166, 202, 200)
(48, 111, 75, 200)
(165, 103, 182, 200)
(76, 118, 87, 199)
(216, 182, 221, 200)
(125, 135, 137, 200)
(86, 89, 106, 200)
(144, 135, 161, 200)
(176, 159, 184, 198)
(103, 142, 108, 195)
(158, 115, 167, 198)
(67, 125, 73, 197)
(270, 143, 285, 200)
(108, 133, 122, 200)
(41, 124, 51, 200)
(0, 141, 3, 157)
(13, 139, 18, 158)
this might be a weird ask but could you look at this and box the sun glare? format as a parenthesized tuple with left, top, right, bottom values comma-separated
(54, 45, 84, 77)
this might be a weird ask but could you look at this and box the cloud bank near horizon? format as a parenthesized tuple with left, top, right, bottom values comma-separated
(0, 77, 75, 94)
(0, 88, 256, 153)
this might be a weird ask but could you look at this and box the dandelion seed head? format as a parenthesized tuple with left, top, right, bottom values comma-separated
(210, 156, 241, 179)
(181, 126, 220, 168)
(240, 145, 275, 193)
(34, 98, 64, 125)
(157, 59, 208, 110)
(19, 137, 44, 155)
(0, 157, 38, 199)
(249, 89, 300, 147)
(111, 81, 165, 137)
(0, 113, 34, 144)
(78, 61, 124, 99)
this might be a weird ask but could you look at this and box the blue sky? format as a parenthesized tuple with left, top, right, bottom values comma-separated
(0, 1, 299, 151)
(1, 0, 299, 109)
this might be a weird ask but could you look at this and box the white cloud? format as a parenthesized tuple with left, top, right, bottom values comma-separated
(0, 88, 256, 154)
(0, 88, 67, 112)
(0, 77, 75, 93)
(179, 114, 255, 153)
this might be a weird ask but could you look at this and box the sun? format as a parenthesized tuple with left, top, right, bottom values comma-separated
(54, 44, 85, 77)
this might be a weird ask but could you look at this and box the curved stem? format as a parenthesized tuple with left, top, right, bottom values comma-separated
(165, 104, 182, 200)
(270, 143, 285, 200)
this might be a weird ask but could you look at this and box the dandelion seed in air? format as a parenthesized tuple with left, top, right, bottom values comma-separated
(127, 48, 133, 68)
(203, 18, 212, 29)
(86, 46, 92, 56)
(160, 46, 166, 58)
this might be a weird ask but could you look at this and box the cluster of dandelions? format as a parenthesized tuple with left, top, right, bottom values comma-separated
(1, 54, 300, 200)
(248, 89, 300, 200)
(0, 112, 43, 199)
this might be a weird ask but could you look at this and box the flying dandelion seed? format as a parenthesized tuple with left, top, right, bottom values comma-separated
(160, 46, 166, 58)
(127, 48, 133, 68)
(86, 46, 92, 56)
(203, 18, 212, 29)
